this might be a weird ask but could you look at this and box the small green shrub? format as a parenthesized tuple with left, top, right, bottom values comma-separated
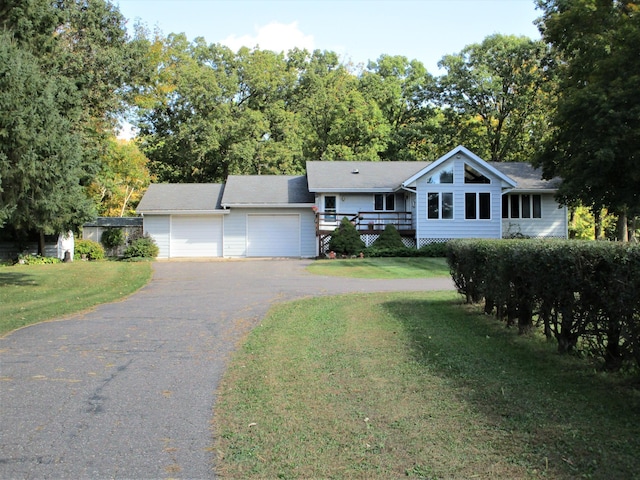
(123, 234, 159, 259)
(75, 239, 105, 261)
(17, 254, 61, 265)
(328, 217, 366, 256)
(371, 224, 404, 249)
(101, 228, 125, 249)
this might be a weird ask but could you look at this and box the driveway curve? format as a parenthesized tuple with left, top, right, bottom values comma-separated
(1, 260, 454, 479)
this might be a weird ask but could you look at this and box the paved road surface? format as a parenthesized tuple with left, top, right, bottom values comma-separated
(1, 260, 454, 479)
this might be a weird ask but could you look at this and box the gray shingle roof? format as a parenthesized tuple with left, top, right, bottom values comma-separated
(136, 184, 224, 212)
(221, 175, 314, 206)
(306, 161, 431, 192)
(488, 162, 561, 190)
(83, 217, 143, 227)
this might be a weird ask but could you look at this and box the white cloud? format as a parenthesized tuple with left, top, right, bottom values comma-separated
(221, 21, 315, 54)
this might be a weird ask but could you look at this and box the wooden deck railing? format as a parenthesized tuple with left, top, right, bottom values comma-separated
(316, 211, 413, 233)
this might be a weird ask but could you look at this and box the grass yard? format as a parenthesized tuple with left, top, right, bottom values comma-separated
(213, 291, 640, 479)
(307, 256, 450, 278)
(0, 261, 152, 336)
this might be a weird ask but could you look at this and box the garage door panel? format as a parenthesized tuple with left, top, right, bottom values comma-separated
(247, 215, 300, 257)
(171, 215, 222, 257)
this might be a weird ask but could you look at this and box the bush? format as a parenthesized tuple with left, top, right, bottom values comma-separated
(75, 239, 105, 261)
(17, 254, 61, 265)
(371, 224, 404, 249)
(100, 228, 125, 249)
(328, 217, 365, 256)
(123, 234, 159, 259)
(446, 239, 640, 371)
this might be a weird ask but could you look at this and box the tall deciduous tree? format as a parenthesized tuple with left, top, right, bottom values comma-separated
(535, 0, 640, 240)
(88, 138, 152, 217)
(359, 55, 438, 161)
(438, 34, 550, 162)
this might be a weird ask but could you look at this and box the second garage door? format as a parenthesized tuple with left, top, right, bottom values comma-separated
(171, 215, 222, 257)
(247, 214, 300, 257)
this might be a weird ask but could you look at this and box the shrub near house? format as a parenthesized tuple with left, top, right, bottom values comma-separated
(328, 217, 366, 256)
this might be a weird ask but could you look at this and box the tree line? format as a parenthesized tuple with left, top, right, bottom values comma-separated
(0, 0, 638, 251)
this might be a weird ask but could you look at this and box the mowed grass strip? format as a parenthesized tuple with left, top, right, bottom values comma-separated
(0, 261, 152, 335)
(307, 256, 450, 278)
(213, 291, 640, 479)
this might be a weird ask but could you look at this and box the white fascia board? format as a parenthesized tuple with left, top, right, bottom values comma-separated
(138, 209, 229, 215)
(402, 145, 518, 189)
(507, 188, 558, 194)
(311, 188, 394, 193)
(220, 203, 315, 208)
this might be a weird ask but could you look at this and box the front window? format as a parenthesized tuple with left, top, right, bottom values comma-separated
(374, 193, 395, 211)
(502, 194, 542, 219)
(427, 192, 453, 219)
(324, 195, 336, 221)
(465, 192, 491, 219)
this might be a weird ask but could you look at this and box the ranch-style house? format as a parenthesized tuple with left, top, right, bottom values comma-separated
(136, 146, 567, 258)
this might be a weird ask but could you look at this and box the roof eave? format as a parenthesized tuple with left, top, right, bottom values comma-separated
(137, 209, 229, 215)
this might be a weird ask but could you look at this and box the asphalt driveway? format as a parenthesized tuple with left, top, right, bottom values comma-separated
(0, 259, 454, 479)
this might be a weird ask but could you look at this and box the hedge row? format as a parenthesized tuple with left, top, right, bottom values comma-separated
(447, 239, 640, 371)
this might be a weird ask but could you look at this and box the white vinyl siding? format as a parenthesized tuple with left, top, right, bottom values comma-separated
(224, 208, 316, 258)
(170, 215, 222, 257)
(143, 215, 170, 258)
(502, 194, 567, 238)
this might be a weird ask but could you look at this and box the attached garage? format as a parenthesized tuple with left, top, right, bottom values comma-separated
(170, 215, 222, 257)
(247, 214, 300, 257)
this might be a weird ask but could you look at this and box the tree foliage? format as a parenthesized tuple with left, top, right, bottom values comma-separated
(535, 0, 640, 238)
(438, 34, 551, 162)
(1, 0, 147, 251)
(88, 138, 152, 217)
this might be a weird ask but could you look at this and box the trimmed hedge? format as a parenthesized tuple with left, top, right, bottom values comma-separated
(447, 239, 640, 371)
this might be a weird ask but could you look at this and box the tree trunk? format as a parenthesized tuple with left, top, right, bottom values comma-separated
(594, 207, 602, 240)
(617, 211, 628, 242)
(38, 231, 45, 256)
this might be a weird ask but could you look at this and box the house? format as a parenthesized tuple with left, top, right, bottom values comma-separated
(136, 146, 567, 259)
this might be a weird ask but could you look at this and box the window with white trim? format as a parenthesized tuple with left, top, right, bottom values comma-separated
(502, 194, 542, 219)
(465, 192, 491, 219)
(427, 192, 453, 219)
(374, 193, 395, 211)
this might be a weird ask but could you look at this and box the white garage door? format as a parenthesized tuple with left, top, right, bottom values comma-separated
(247, 214, 300, 257)
(170, 215, 222, 257)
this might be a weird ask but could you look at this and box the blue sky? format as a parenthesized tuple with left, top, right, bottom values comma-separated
(115, 0, 542, 74)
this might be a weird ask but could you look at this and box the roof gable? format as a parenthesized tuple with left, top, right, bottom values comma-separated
(136, 183, 224, 213)
(402, 146, 517, 188)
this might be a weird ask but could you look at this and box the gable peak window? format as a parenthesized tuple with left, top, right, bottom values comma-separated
(427, 165, 453, 184)
(464, 163, 490, 184)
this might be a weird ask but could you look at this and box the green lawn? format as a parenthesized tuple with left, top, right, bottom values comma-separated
(213, 291, 640, 479)
(307, 256, 450, 278)
(0, 261, 153, 336)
